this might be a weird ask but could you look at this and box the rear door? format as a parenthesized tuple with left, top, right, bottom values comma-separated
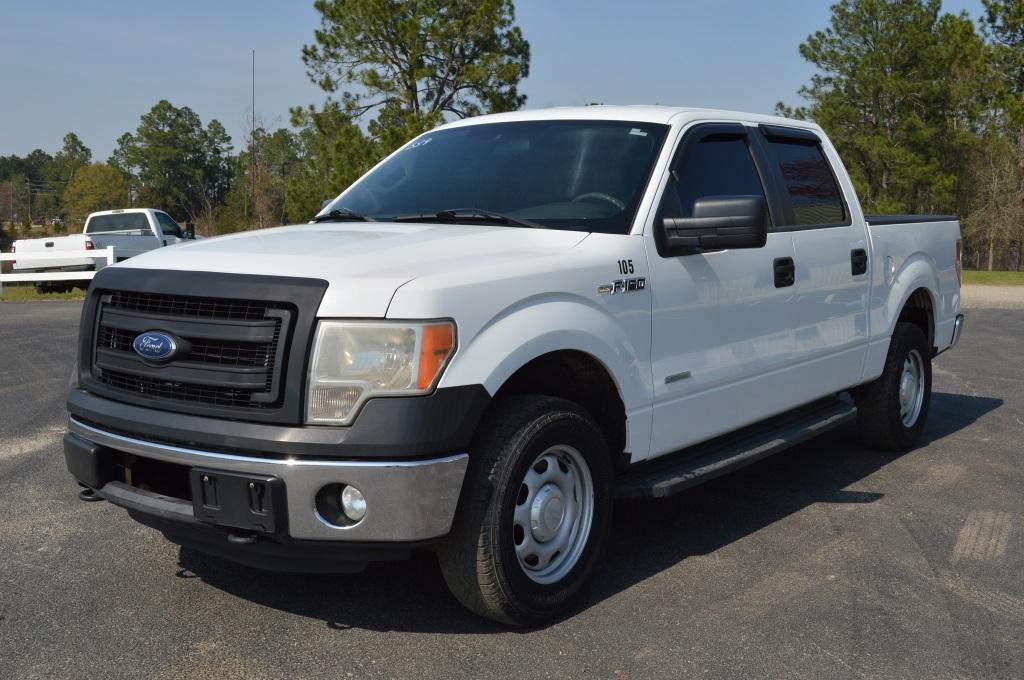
(758, 125, 870, 394)
(646, 122, 801, 458)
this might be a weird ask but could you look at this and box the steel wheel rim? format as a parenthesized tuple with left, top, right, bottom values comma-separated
(899, 348, 925, 427)
(512, 444, 594, 585)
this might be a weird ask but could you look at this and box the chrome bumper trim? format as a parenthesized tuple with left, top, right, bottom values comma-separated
(951, 313, 965, 348)
(68, 417, 468, 542)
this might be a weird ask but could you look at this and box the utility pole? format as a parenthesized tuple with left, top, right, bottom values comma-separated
(26, 179, 31, 227)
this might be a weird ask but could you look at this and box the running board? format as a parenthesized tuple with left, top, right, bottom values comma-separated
(615, 398, 857, 499)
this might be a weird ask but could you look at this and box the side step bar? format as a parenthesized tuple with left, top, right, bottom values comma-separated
(615, 397, 857, 499)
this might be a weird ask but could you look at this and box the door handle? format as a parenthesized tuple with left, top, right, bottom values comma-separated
(773, 257, 795, 288)
(851, 249, 868, 275)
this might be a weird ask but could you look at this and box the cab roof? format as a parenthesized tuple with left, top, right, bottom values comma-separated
(87, 208, 159, 218)
(438, 105, 823, 133)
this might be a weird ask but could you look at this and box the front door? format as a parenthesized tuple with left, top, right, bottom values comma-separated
(645, 123, 802, 458)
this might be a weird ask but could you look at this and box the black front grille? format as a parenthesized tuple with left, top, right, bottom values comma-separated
(98, 369, 272, 409)
(110, 290, 274, 320)
(97, 325, 279, 369)
(91, 291, 291, 412)
(80, 268, 328, 425)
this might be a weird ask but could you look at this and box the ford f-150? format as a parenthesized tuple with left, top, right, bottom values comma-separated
(63, 106, 965, 624)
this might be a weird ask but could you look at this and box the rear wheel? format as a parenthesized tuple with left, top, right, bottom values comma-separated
(855, 322, 932, 451)
(438, 395, 612, 625)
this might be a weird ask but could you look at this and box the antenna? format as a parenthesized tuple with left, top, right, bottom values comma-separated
(251, 49, 257, 228)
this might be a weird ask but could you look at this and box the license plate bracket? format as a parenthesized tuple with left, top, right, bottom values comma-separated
(189, 468, 286, 534)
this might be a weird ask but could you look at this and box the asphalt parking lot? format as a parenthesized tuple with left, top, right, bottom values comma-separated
(1, 292, 1021, 680)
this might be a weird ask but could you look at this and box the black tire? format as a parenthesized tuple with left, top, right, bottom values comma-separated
(438, 395, 612, 626)
(855, 322, 932, 451)
(33, 282, 50, 294)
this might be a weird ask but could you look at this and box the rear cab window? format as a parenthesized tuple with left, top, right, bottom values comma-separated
(85, 213, 151, 234)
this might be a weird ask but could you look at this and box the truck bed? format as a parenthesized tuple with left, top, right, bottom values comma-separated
(11, 234, 92, 272)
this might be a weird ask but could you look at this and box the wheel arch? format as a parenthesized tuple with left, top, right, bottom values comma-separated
(897, 286, 936, 353)
(439, 298, 650, 465)
(883, 253, 941, 350)
(493, 350, 628, 469)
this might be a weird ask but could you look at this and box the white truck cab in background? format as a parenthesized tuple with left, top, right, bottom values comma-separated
(12, 208, 192, 292)
(63, 106, 964, 625)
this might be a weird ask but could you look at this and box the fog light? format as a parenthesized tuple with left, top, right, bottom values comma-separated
(340, 485, 367, 522)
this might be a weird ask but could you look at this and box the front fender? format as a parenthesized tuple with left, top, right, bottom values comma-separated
(441, 295, 648, 406)
(438, 295, 653, 456)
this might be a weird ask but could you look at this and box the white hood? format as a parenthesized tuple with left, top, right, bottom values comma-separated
(118, 222, 588, 317)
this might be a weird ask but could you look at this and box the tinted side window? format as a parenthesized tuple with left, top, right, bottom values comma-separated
(768, 140, 845, 226)
(665, 137, 766, 218)
(155, 212, 182, 236)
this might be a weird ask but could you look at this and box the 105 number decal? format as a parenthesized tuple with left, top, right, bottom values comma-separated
(617, 259, 634, 275)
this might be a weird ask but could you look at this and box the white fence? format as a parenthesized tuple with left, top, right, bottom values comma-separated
(0, 247, 115, 296)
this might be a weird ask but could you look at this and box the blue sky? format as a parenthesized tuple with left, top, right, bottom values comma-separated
(0, 0, 985, 160)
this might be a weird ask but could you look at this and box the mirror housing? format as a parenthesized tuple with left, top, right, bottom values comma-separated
(662, 195, 768, 253)
(184, 222, 196, 240)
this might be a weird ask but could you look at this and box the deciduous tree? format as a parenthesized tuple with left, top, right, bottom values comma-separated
(62, 163, 129, 222)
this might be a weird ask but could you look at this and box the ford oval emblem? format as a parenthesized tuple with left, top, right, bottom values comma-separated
(133, 331, 177, 361)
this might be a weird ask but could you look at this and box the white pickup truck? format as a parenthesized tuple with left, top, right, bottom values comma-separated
(13, 208, 191, 292)
(64, 106, 964, 625)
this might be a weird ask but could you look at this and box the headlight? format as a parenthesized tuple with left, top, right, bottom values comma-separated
(306, 320, 456, 425)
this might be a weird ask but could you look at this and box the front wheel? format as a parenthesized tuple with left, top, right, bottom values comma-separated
(855, 321, 932, 451)
(438, 395, 612, 625)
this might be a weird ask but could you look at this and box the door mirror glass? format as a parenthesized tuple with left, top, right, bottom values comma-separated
(662, 195, 767, 252)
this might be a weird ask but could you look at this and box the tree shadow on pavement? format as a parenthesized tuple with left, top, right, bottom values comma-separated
(176, 391, 1001, 634)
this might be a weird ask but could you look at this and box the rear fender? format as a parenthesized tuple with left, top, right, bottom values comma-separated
(864, 253, 939, 380)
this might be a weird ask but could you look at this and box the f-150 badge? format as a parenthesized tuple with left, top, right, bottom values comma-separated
(598, 277, 646, 295)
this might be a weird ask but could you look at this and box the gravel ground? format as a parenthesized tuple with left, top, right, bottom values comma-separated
(961, 284, 1024, 309)
(0, 299, 1021, 679)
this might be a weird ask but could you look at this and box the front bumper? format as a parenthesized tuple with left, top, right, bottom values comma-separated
(65, 416, 468, 544)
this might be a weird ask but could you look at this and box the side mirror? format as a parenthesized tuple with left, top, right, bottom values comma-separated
(320, 199, 332, 211)
(662, 195, 768, 253)
(184, 222, 196, 240)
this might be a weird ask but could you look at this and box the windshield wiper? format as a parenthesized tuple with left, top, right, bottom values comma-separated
(394, 208, 542, 229)
(311, 209, 375, 223)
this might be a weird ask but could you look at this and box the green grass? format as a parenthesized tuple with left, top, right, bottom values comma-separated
(0, 283, 86, 302)
(962, 270, 1024, 285)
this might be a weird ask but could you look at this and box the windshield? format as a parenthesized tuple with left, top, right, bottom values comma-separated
(85, 213, 149, 234)
(324, 120, 669, 234)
